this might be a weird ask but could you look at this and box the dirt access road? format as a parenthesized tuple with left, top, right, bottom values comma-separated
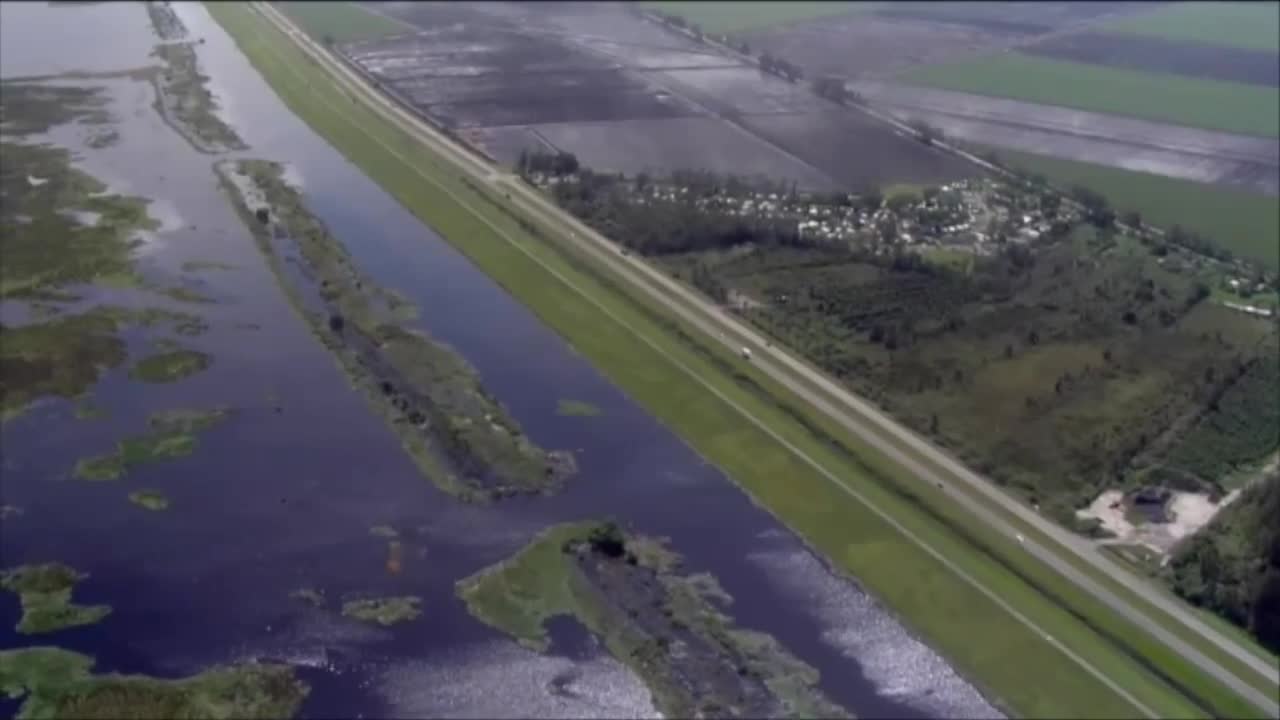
(255, 4, 1280, 713)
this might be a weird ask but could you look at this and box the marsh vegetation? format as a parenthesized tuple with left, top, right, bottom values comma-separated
(340, 596, 423, 627)
(458, 521, 849, 719)
(73, 408, 230, 481)
(217, 158, 576, 501)
(145, 2, 246, 153)
(0, 647, 308, 719)
(128, 348, 213, 383)
(0, 562, 111, 635)
(127, 490, 170, 511)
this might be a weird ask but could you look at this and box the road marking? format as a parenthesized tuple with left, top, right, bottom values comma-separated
(244, 7, 1164, 716)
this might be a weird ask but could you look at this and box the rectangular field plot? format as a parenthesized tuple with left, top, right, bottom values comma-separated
(914, 110, 1279, 196)
(739, 110, 981, 190)
(873, 0, 1147, 35)
(520, 117, 840, 190)
(642, 1, 875, 35)
(575, 39, 738, 71)
(658, 67, 829, 115)
(427, 88, 697, 129)
(741, 15, 1009, 79)
(344, 30, 609, 80)
(899, 52, 1280, 138)
(1025, 31, 1279, 88)
(344, 24, 702, 128)
(1100, 1, 1280, 53)
(273, 1, 407, 43)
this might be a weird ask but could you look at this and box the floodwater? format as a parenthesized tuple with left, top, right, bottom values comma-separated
(0, 3, 999, 719)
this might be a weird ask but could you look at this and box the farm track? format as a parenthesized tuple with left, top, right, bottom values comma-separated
(255, 3, 1280, 715)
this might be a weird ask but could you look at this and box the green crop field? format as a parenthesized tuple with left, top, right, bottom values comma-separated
(210, 4, 1271, 717)
(1102, 2, 1280, 53)
(900, 53, 1279, 138)
(271, 1, 405, 43)
(984, 148, 1279, 270)
(642, 1, 875, 34)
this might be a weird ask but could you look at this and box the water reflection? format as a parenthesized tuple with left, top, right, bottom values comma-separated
(378, 640, 661, 719)
(0, 3, 1002, 719)
(0, 2, 155, 78)
(748, 529, 1002, 718)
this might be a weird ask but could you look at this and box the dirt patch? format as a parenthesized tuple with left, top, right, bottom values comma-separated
(1079, 488, 1243, 557)
(1025, 31, 1280, 88)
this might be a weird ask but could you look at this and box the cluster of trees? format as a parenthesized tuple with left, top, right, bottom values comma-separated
(907, 119, 942, 147)
(1068, 185, 1116, 228)
(991, 153, 1247, 268)
(690, 261, 729, 303)
(811, 76, 853, 105)
(516, 148, 579, 177)
(655, 11, 686, 29)
(1165, 352, 1280, 483)
(1165, 224, 1234, 263)
(554, 178, 816, 255)
(758, 52, 802, 83)
(536, 164, 836, 256)
(1167, 474, 1280, 653)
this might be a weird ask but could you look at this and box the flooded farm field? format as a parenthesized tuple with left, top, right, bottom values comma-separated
(1, 2, 998, 719)
(341, 0, 976, 191)
(850, 81, 1280, 196)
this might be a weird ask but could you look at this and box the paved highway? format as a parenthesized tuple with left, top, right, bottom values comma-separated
(252, 5, 1279, 714)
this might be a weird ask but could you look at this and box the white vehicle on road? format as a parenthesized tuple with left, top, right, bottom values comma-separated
(741, 347, 753, 360)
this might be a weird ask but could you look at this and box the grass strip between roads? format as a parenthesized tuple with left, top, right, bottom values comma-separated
(211, 4, 1261, 717)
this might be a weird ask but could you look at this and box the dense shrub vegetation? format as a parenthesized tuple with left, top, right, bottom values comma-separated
(1167, 475, 1280, 653)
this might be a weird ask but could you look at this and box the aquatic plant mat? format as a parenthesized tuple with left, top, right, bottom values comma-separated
(459, 521, 849, 719)
(0, 647, 307, 719)
(216, 158, 575, 501)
